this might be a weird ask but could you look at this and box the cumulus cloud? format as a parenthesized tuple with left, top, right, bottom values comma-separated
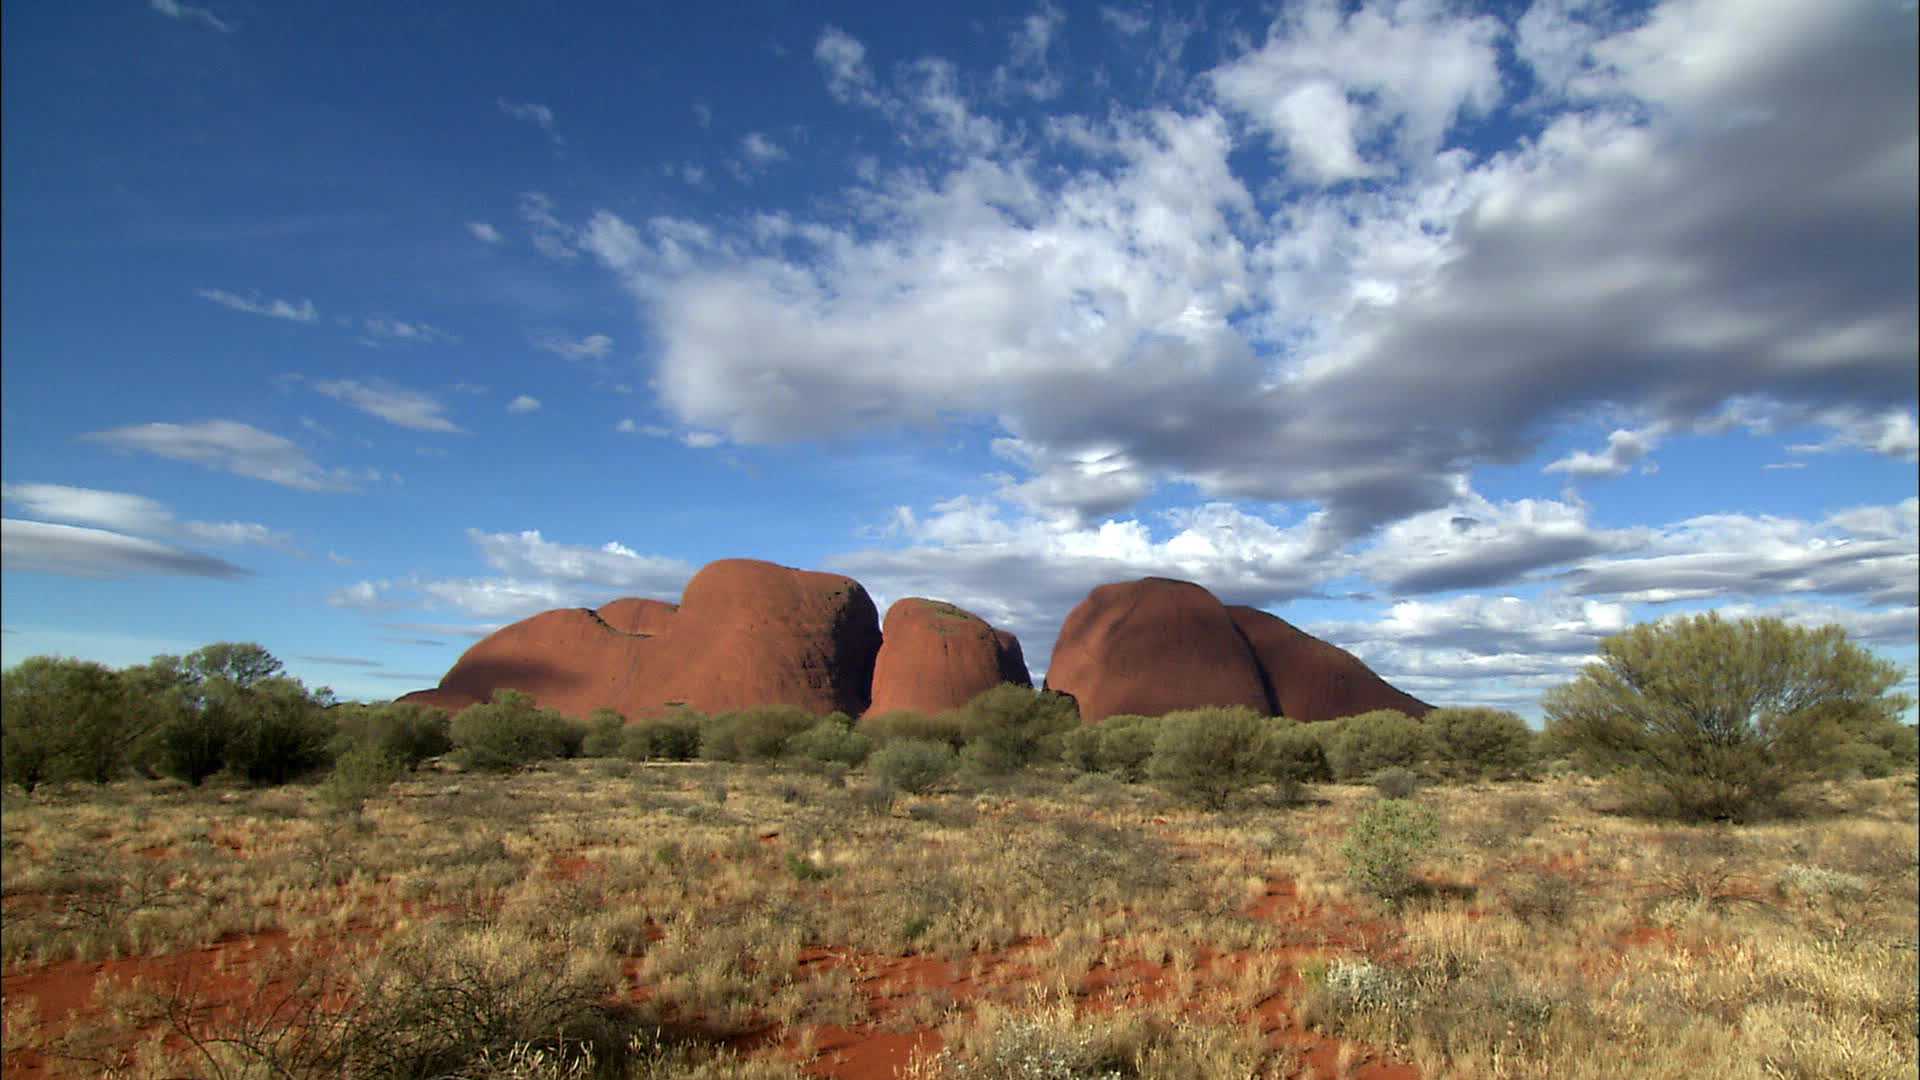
(309, 379, 462, 433)
(740, 131, 788, 165)
(83, 420, 357, 492)
(506, 395, 541, 414)
(535, 332, 613, 360)
(1544, 424, 1668, 478)
(518, 191, 577, 260)
(361, 318, 457, 345)
(195, 288, 316, 323)
(2, 519, 249, 580)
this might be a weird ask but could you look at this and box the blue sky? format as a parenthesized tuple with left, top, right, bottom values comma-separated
(4, 0, 1915, 718)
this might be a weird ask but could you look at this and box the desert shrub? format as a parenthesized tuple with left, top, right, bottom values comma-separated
(957, 736, 1019, 777)
(1145, 707, 1321, 809)
(149, 698, 239, 786)
(859, 708, 975, 749)
(1823, 721, 1918, 779)
(955, 683, 1080, 769)
(1060, 724, 1103, 772)
(619, 713, 703, 761)
(580, 708, 627, 758)
(317, 743, 405, 814)
(1543, 613, 1912, 820)
(698, 705, 816, 762)
(1265, 725, 1334, 784)
(1373, 766, 1421, 799)
(330, 701, 453, 770)
(2, 657, 136, 790)
(222, 677, 337, 785)
(786, 714, 873, 766)
(1425, 706, 1535, 780)
(450, 691, 581, 772)
(1501, 869, 1579, 926)
(1096, 715, 1160, 782)
(868, 738, 957, 794)
(1325, 710, 1433, 781)
(1340, 798, 1440, 901)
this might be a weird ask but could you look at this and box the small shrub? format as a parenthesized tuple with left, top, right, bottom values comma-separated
(786, 715, 873, 766)
(1095, 716, 1160, 782)
(1373, 766, 1420, 799)
(1325, 710, 1432, 781)
(1501, 869, 1578, 926)
(859, 709, 974, 750)
(1145, 707, 1319, 808)
(785, 853, 834, 882)
(868, 739, 956, 794)
(699, 706, 815, 762)
(1340, 798, 1440, 901)
(450, 691, 580, 772)
(619, 715, 702, 761)
(848, 781, 896, 816)
(955, 683, 1080, 769)
(1426, 707, 1535, 780)
(317, 743, 404, 814)
(580, 708, 627, 758)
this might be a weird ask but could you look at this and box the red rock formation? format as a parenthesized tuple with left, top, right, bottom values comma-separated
(867, 598, 1031, 716)
(595, 597, 678, 636)
(397, 559, 881, 720)
(1227, 606, 1433, 724)
(1043, 577, 1274, 723)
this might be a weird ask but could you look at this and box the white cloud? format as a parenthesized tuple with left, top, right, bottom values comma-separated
(992, 3, 1067, 101)
(149, 0, 230, 33)
(308, 379, 461, 433)
(2, 519, 249, 580)
(1100, 6, 1150, 36)
(506, 395, 542, 414)
(467, 221, 504, 244)
(1788, 409, 1920, 463)
(740, 131, 788, 164)
(1544, 423, 1668, 478)
(535, 332, 613, 360)
(361, 318, 457, 345)
(498, 99, 562, 145)
(815, 26, 881, 106)
(83, 420, 357, 492)
(0, 483, 172, 534)
(195, 288, 317, 323)
(692, 102, 714, 128)
(518, 191, 578, 260)
(681, 431, 723, 449)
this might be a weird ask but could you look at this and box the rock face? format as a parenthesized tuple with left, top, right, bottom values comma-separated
(1041, 576, 1433, 724)
(867, 598, 1031, 716)
(399, 559, 882, 720)
(1227, 606, 1433, 724)
(1043, 578, 1274, 723)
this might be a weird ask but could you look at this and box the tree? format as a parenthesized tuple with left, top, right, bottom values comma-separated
(1543, 614, 1910, 820)
(183, 642, 284, 689)
(1, 657, 140, 788)
(1425, 707, 1535, 780)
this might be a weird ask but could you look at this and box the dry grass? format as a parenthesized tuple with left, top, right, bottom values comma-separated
(2, 765, 1915, 1078)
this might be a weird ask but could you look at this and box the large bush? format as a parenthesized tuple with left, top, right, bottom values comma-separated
(222, 677, 336, 784)
(1145, 707, 1322, 808)
(1543, 613, 1911, 820)
(619, 713, 704, 761)
(1325, 710, 1433, 781)
(328, 702, 452, 770)
(1061, 715, 1161, 782)
(698, 705, 817, 762)
(787, 714, 874, 766)
(955, 683, 1080, 770)
(449, 690, 583, 772)
(868, 738, 957, 794)
(1425, 707, 1535, 780)
(859, 708, 976, 749)
(1, 657, 134, 790)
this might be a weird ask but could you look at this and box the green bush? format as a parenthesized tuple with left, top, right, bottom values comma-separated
(1060, 725, 1103, 772)
(859, 708, 975, 749)
(1544, 614, 1912, 820)
(1325, 710, 1433, 781)
(317, 742, 405, 814)
(580, 708, 627, 758)
(1145, 706, 1321, 809)
(449, 690, 581, 772)
(955, 683, 1080, 768)
(150, 698, 239, 786)
(1341, 798, 1440, 901)
(1426, 707, 1535, 780)
(787, 714, 874, 766)
(698, 705, 816, 762)
(868, 738, 957, 794)
(222, 677, 336, 785)
(1373, 766, 1420, 799)
(1265, 725, 1334, 784)
(1, 657, 134, 790)
(618, 713, 704, 761)
(1061, 715, 1160, 782)
(329, 702, 452, 770)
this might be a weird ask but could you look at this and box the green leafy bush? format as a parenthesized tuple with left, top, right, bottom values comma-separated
(1145, 706, 1322, 808)
(1060, 716, 1160, 781)
(1373, 765, 1420, 799)
(858, 708, 975, 749)
(698, 705, 817, 762)
(1341, 798, 1440, 901)
(868, 738, 957, 794)
(1544, 614, 1911, 820)
(449, 690, 582, 772)
(317, 743, 405, 814)
(1426, 707, 1535, 779)
(580, 707, 628, 758)
(1, 657, 133, 790)
(1325, 710, 1433, 781)
(955, 683, 1080, 769)
(329, 702, 452, 770)
(222, 677, 337, 785)
(787, 714, 874, 766)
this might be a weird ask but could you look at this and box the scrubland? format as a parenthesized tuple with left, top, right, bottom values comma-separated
(3, 761, 1914, 1079)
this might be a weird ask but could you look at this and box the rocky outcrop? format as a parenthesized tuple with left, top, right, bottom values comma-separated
(867, 598, 1031, 716)
(1227, 606, 1432, 724)
(398, 559, 881, 720)
(1042, 578, 1274, 723)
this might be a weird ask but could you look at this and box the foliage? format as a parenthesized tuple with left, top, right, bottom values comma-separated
(698, 705, 817, 762)
(329, 701, 454, 770)
(1373, 766, 1421, 799)
(580, 708, 627, 758)
(221, 676, 337, 785)
(1340, 798, 1440, 901)
(1425, 706, 1535, 780)
(1062, 714, 1161, 782)
(317, 743, 405, 814)
(450, 690, 584, 772)
(1, 657, 136, 790)
(1145, 706, 1323, 809)
(955, 683, 1081, 770)
(858, 708, 976, 749)
(867, 738, 957, 794)
(618, 714, 703, 761)
(1543, 614, 1911, 820)
(787, 714, 874, 766)
(1324, 710, 1433, 781)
